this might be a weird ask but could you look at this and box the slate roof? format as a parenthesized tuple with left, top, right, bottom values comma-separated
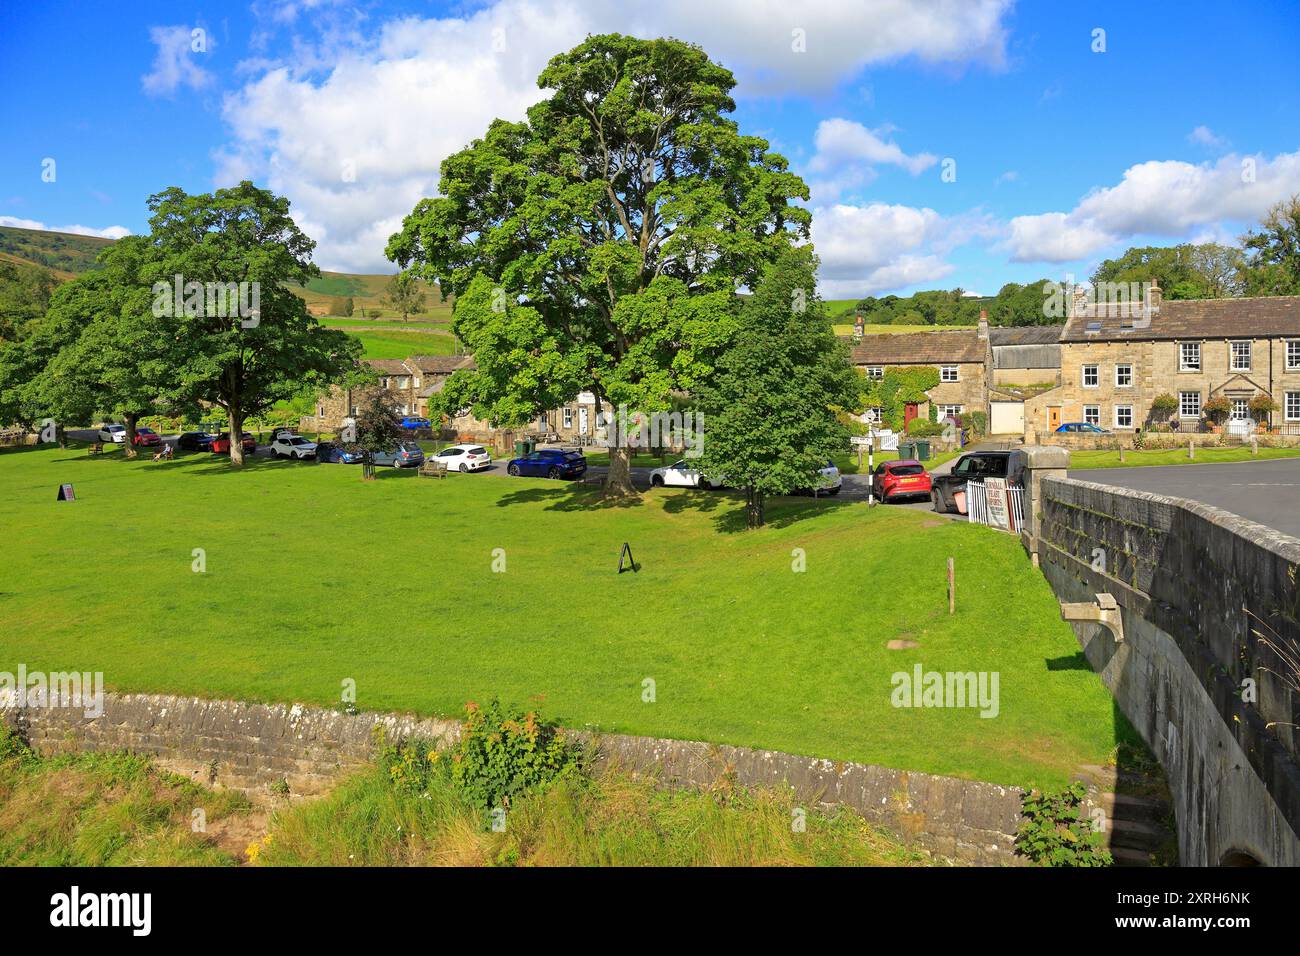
(1059, 296, 1300, 342)
(406, 354, 476, 374)
(848, 329, 986, 365)
(988, 325, 1063, 346)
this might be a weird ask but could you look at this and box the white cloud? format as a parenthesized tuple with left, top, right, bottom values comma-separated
(1005, 151, 1300, 263)
(217, 0, 1012, 273)
(142, 25, 215, 97)
(0, 216, 130, 240)
(804, 118, 937, 203)
(812, 202, 954, 297)
(1188, 125, 1228, 149)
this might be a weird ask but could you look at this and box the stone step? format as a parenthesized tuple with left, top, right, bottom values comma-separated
(1111, 846, 1155, 867)
(1104, 816, 1169, 852)
(1088, 791, 1170, 826)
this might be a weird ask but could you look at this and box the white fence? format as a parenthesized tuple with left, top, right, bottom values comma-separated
(964, 480, 1025, 533)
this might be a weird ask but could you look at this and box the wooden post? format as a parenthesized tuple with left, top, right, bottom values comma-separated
(947, 557, 955, 614)
(1251, 435, 1259, 456)
(1189, 439, 1195, 460)
(1119, 446, 1125, 463)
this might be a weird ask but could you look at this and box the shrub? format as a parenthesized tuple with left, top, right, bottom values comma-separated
(374, 727, 442, 795)
(966, 411, 988, 436)
(904, 418, 945, 437)
(449, 700, 581, 811)
(1150, 393, 1177, 417)
(1203, 396, 1231, 422)
(1015, 783, 1112, 866)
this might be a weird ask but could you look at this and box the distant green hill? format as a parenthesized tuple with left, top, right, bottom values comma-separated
(0, 226, 112, 278)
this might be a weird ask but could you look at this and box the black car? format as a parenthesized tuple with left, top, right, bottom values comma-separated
(931, 450, 1027, 514)
(176, 431, 217, 451)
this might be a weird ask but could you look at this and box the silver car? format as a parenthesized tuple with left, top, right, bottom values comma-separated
(371, 441, 426, 468)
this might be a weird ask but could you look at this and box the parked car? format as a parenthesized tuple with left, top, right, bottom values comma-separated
(131, 427, 163, 447)
(399, 416, 432, 430)
(264, 426, 295, 442)
(1056, 422, 1111, 434)
(315, 441, 364, 464)
(433, 443, 492, 472)
(97, 424, 126, 443)
(176, 431, 217, 451)
(871, 459, 933, 502)
(931, 450, 1028, 514)
(271, 435, 318, 460)
(371, 441, 426, 468)
(649, 459, 717, 488)
(794, 461, 842, 496)
(210, 432, 257, 454)
(506, 448, 587, 479)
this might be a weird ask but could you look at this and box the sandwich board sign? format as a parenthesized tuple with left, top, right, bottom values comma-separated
(984, 477, 1013, 531)
(57, 483, 76, 501)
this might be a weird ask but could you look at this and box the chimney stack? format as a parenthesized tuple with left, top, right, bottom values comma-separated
(1071, 285, 1089, 318)
(1147, 277, 1162, 313)
(977, 309, 989, 340)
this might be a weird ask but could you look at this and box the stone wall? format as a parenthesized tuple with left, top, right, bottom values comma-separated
(0, 692, 1028, 866)
(1037, 476, 1300, 865)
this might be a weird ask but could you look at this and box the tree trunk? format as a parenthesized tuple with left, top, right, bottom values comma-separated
(745, 485, 765, 528)
(604, 444, 638, 497)
(123, 412, 139, 459)
(55, 423, 66, 449)
(228, 404, 245, 467)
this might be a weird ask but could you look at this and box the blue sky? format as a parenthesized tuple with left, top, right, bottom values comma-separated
(2, 0, 1298, 298)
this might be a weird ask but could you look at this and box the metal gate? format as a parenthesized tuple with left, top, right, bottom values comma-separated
(965, 480, 1025, 533)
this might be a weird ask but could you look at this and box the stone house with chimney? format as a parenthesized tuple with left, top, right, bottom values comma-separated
(1024, 283, 1300, 441)
(300, 355, 476, 432)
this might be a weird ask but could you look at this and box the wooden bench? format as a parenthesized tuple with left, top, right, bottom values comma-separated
(419, 460, 447, 479)
(87, 442, 103, 456)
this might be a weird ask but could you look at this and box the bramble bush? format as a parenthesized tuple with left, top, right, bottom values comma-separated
(1015, 783, 1112, 866)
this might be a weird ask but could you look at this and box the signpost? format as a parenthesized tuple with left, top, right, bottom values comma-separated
(56, 483, 75, 502)
(983, 477, 1013, 532)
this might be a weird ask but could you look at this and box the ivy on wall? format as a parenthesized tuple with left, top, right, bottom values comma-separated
(859, 366, 941, 431)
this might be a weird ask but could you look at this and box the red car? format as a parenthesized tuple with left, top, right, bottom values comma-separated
(210, 432, 257, 454)
(871, 459, 933, 502)
(131, 427, 163, 447)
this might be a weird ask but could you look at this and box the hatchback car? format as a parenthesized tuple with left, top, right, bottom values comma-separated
(649, 460, 716, 488)
(433, 443, 492, 472)
(210, 432, 257, 454)
(271, 435, 318, 460)
(506, 448, 587, 479)
(931, 450, 1027, 514)
(177, 431, 217, 451)
(399, 416, 432, 430)
(871, 459, 932, 502)
(315, 441, 364, 464)
(1056, 422, 1111, 434)
(131, 427, 163, 447)
(794, 461, 842, 496)
(371, 441, 426, 468)
(97, 424, 126, 443)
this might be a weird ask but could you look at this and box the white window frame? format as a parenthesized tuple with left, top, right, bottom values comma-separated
(1083, 404, 1100, 426)
(1287, 391, 1300, 422)
(1114, 405, 1133, 430)
(1288, 340, 1300, 370)
(1230, 340, 1252, 372)
(938, 404, 963, 419)
(1115, 364, 1132, 388)
(864, 406, 884, 424)
(1180, 341, 1201, 372)
(563, 407, 573, 429)
(940, 365, 958, 383)
(1179, 391, 1201, 419)
(867, 366, 883, 380)
(1082, 364, 1099, 388)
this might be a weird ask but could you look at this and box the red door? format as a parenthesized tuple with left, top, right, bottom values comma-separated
(904, 403, 919, 429)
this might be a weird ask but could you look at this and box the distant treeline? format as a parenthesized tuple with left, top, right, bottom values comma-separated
(847, 280, 1057, 328)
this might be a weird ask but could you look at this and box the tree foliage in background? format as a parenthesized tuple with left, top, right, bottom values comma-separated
(1241, 196, 1300, 296)
(0, 261, 56, 343)
(697, 248, 859, 528)
(1091, 242, 1245, 299)
(383, 272, 426, 321)
(387, 33, 809, 496)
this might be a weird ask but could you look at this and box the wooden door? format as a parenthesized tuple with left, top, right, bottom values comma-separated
(1048, 406, 1061, 431)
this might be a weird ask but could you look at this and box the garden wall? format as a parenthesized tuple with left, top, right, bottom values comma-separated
(0, 691, 1028, 866)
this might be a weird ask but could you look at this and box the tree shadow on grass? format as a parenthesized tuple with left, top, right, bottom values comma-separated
(492, 481, 647, 513)
(687, 491, 857, 535)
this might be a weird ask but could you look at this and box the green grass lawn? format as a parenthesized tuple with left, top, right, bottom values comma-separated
(1069, 445, 1300, 470)
(340, 327, 457, 359)
(0, 444, 1131, 790)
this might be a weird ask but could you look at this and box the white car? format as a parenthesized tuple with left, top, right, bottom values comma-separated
(271, 435, 318, 459)
(433, 443, 492, 473)
(97, 424, 126, 443)
(807, 462, 842, 495)
(649, 460, 717, 489)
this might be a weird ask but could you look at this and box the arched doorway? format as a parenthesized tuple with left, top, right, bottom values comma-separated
(1220, 849, 1262, 866)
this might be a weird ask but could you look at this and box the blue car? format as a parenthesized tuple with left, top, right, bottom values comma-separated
(317, 441, 364, 464)
(506, 448, 587, 479)
(399, 416, 432, 430)
(372, 441, 426, 468)
(1056, 422, 1111, 434)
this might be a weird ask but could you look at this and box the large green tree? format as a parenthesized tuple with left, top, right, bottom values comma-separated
(387, 33, 809, 495)
(142, 182, 361, 464)
(1090, 242, 1244, 299)
(383, 272, 426, 322)
(1241, 196, 1300, 296)
(697, 247, 859, 528)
